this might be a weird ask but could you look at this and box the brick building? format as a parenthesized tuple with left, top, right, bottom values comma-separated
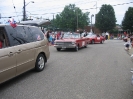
(84, 25, 102, 34)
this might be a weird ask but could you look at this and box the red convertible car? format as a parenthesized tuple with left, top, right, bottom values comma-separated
(54, 33, 90, 51)
(86, 33, 105, 44)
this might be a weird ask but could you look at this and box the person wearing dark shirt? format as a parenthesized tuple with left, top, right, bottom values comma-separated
(83, 30, 88, 37)
(0, 40, 2, 48)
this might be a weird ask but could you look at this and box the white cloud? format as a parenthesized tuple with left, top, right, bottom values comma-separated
(0, 0, 132, 24)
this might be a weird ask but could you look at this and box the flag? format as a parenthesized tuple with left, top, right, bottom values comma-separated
(8, 18, 17, 28)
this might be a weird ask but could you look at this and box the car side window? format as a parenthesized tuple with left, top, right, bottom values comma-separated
(23, 27, 34, 42)
(5, 26, 21, 46)
(29, 27, 44, 41)
(0, 27, 9, 48)
(14, 26, 29, 44)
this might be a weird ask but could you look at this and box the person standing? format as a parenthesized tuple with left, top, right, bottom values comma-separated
(0, 34, 3, 48)
(0, 40, 2, 48)
(125, 35, 131, 50)
(106, 32, 109, 40)
(51, 33, 55, 45)
(83, 30, 88, 37)
(45, 31, 50, 42)
(49, 34, 52, 46)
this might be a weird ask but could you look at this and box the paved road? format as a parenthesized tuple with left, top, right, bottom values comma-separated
(0, 40, 133, 99)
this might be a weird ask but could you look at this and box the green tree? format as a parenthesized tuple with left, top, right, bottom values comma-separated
(54, 4, 89, 31)
(95, 4, 116, 32)
(122, 7, 133, 32)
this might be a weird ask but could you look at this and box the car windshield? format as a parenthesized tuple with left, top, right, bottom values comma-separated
(87, 35, 93, 37)
(63, 33, 80, 39)
(87, 33, 96, 37)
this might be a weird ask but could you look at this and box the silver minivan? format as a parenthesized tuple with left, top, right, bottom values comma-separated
(0, 24, 50, 84)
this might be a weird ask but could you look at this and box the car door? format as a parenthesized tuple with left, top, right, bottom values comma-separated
(79, 34, 86, 47)
(81, 37, 86, 47)
(76, 34, 84, 47)
(0, 27, 17, 84)
(0, 48, 16, 84)
(13, 26, 36, 76)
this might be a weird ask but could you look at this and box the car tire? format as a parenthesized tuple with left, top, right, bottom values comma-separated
(101, 40, 104, 44)
(91, 40, 95, 44)
(75, 45, 79, 51)
(35, 54, 45, 72)
(57, 48, 61, 51)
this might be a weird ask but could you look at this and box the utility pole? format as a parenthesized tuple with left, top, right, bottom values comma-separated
(53, 14, 55, 33)
(75, 7, 78, 30)
(77, 10, 78, 30)
(23, 0, 26, 21)
(91, 14, 94, 33)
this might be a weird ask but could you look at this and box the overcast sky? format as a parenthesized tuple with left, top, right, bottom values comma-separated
(0, 0, 132, 24)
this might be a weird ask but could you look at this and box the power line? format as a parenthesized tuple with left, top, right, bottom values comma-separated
(1, 1, 133, 18)
(1, 1, 132, 14)
(11, 0, 20, 22)
(25, 1, 133, 14)
(27, 1, 133, 16)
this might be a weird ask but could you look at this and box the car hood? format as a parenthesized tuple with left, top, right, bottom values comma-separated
(55, 38, 77, 42)
(87, 37, 94, 39)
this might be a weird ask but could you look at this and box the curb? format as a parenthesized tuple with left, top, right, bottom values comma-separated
(127, 48, 133, 62)
(128, 48, 133, 56)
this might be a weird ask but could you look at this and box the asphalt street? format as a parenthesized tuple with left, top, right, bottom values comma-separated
(0, 40, 133, 99)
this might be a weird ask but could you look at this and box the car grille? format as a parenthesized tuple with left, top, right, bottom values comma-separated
(56, 42, 72, 45)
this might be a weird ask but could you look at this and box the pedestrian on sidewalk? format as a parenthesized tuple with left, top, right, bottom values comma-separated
(124, 35, 131, 50)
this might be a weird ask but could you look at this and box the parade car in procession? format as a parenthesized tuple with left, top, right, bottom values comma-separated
(54, 33, 90, 51)
(86, 33, 105, 44)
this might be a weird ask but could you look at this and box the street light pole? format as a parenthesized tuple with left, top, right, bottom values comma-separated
(23, 0, 34, 21)
(77, 10, 78, 30)
(23, 0, 26, 21)
(53, 14, 55, 33)
(76, 8, 78, 30)
(91, 14, 94, 32)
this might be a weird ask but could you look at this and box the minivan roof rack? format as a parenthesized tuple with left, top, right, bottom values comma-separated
(19, 20, 51, 27)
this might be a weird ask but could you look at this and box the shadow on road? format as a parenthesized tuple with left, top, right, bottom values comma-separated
(0, 69, 36, 90)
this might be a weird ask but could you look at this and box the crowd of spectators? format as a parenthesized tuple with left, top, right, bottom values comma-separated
(44, 30, 65, 46)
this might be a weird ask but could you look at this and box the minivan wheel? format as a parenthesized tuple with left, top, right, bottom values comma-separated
(35, 54, 45, 72)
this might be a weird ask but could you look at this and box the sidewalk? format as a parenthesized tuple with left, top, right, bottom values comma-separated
(128, 48, 133, 56)
(127, 47, 133, 61)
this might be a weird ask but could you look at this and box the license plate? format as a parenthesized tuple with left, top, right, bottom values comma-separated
(62, 46, 66, 48)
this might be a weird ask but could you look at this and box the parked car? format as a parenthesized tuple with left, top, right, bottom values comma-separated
(86, 33, 105, 44)
(54, 33, 90, 51)
(0, 24, 50, 84)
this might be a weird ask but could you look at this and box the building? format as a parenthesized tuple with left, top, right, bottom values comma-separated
(84, 25, 101, 34)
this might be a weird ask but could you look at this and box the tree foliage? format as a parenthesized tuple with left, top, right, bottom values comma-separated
(53, 4, 89, 31)
(122, 7, 133, 32)
(95, 4, 116, 32)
